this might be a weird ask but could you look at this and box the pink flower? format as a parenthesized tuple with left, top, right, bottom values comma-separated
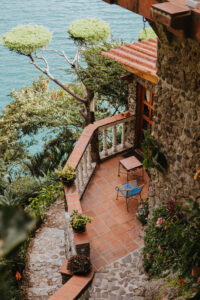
(156, 217, 165, 227)
(164, 226, 167, 230)
(158, 245, 161, 250)
(146, 253, 150, 260)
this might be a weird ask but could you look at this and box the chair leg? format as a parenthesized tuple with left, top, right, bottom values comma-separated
(116, 189, 119, 200)
(118, 162, 120, 177)
(126, 197, 129, 212)
(126, 191, 129, 212)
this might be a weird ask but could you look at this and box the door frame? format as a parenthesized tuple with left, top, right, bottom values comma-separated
(135, 84, 154, 149)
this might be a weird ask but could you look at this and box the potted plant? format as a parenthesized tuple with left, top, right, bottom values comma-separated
(70, 210, 92, 233)
(56, 164, 76, 186)
(67, 254, 91, 275)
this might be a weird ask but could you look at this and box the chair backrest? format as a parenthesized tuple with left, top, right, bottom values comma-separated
(127, 185, 144, 197)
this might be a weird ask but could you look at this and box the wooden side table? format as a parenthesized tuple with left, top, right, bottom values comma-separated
(118, 156, 143, 181)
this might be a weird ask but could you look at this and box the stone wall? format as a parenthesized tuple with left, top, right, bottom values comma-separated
(148, 24, 200, 211)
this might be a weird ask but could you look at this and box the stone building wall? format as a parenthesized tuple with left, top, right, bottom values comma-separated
(148, 24, 200, 211)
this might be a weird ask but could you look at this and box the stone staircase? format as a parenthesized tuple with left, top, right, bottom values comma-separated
(88, 248, 148, 300)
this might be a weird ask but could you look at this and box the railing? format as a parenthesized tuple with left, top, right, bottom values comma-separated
(65, 112, 134, 198)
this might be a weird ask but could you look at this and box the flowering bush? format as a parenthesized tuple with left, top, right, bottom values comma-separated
(143, 199, 200, 284)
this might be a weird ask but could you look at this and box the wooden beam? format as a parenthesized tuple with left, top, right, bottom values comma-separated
(122, 65, 158, 84)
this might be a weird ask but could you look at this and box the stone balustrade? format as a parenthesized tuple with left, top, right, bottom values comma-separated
(65, 111, 134, 198)
(50, 111, 135, 300)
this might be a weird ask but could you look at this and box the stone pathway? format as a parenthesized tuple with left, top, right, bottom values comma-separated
(22, 199, 66, 300)
(88, 248, 149, 300)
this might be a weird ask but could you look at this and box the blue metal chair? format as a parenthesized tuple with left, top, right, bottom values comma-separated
(115, 180, 144, 211)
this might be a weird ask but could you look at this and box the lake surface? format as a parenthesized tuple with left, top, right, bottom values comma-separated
(0, 0, 143, 112)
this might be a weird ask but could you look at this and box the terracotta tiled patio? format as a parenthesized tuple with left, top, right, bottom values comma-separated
(81, 154, 149, 270)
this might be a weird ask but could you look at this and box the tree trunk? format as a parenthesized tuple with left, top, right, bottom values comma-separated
(85, 89, 100, 163)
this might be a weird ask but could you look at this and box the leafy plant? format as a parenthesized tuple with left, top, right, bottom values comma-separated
(26, 182, 63, 219)
(142, 130, 168, 176)
(67, 254, 91, 275)
(70, 210, 92, 232)
(143, 199, 200, 295)
(0, 189, 21, 207)
(56, 165, 76, 182)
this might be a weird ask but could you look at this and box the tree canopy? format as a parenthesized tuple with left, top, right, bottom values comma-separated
(68, 18, 110, 44)
(2, 25, 52, 55)
(138, 27, 157, 41)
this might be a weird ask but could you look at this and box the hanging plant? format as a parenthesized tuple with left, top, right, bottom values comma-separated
(142, 130, 168, 177)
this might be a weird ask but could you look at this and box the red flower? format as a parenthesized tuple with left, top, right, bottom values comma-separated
(16, 271, 21, 281)
(178, 278, 184, 285)
(164, 226, 167, 230)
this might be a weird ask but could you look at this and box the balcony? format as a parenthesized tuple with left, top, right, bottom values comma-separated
(63, 111, 149, 264)
(50, 112, 149, 299)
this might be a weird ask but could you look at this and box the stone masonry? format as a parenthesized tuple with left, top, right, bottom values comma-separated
(147, 24, 200, 211)
(127, 25, 200, 212)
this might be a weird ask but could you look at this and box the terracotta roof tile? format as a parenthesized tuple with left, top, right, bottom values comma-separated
(102, 38, 158, 83)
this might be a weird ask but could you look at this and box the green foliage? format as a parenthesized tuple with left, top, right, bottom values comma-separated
(67, 254, 91, 275)
(56, 164, 76, 181)
(142, 130, 168, 176)
(0, 206, 36, 257)
(68, 19, 110, 44)
(70, 210, 92, 231)
(138, 27, 157, 41)
(2, 25, 52, 55)
(26, 182, 63, 219)
(143, 199, 200, 286)
(0, 189, 21, 207)
(77, 41, 128, 109)
(0, 77, 80, 166)
(8, 176, 43, 206)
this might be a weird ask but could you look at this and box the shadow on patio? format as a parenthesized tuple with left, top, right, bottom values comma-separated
(81, 154, 149, 270)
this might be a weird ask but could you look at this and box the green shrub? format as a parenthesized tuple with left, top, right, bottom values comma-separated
(9, 176, 43, 206)
(26, 182, 63, 219)
(143, 199, 200, 283)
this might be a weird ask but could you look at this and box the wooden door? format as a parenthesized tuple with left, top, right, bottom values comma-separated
(135, 84, 154, 149)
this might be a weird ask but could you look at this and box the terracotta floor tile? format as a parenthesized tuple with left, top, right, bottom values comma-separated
(80, 155, 149, 267)
(92, 256, 107, 270)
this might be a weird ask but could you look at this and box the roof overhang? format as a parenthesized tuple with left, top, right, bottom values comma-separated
(102, 0, 200, 43)
(102, 38, 158, 84)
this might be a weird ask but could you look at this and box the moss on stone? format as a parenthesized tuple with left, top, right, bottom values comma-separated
(68, 19, 110, 44)
(138, 27, 157, 41)
(2, 25, 52, 55)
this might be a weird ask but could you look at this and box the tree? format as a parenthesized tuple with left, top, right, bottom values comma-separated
(2, 20, 111, 126)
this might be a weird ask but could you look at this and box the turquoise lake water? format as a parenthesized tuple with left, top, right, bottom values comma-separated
(0, 0, 143, 112)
